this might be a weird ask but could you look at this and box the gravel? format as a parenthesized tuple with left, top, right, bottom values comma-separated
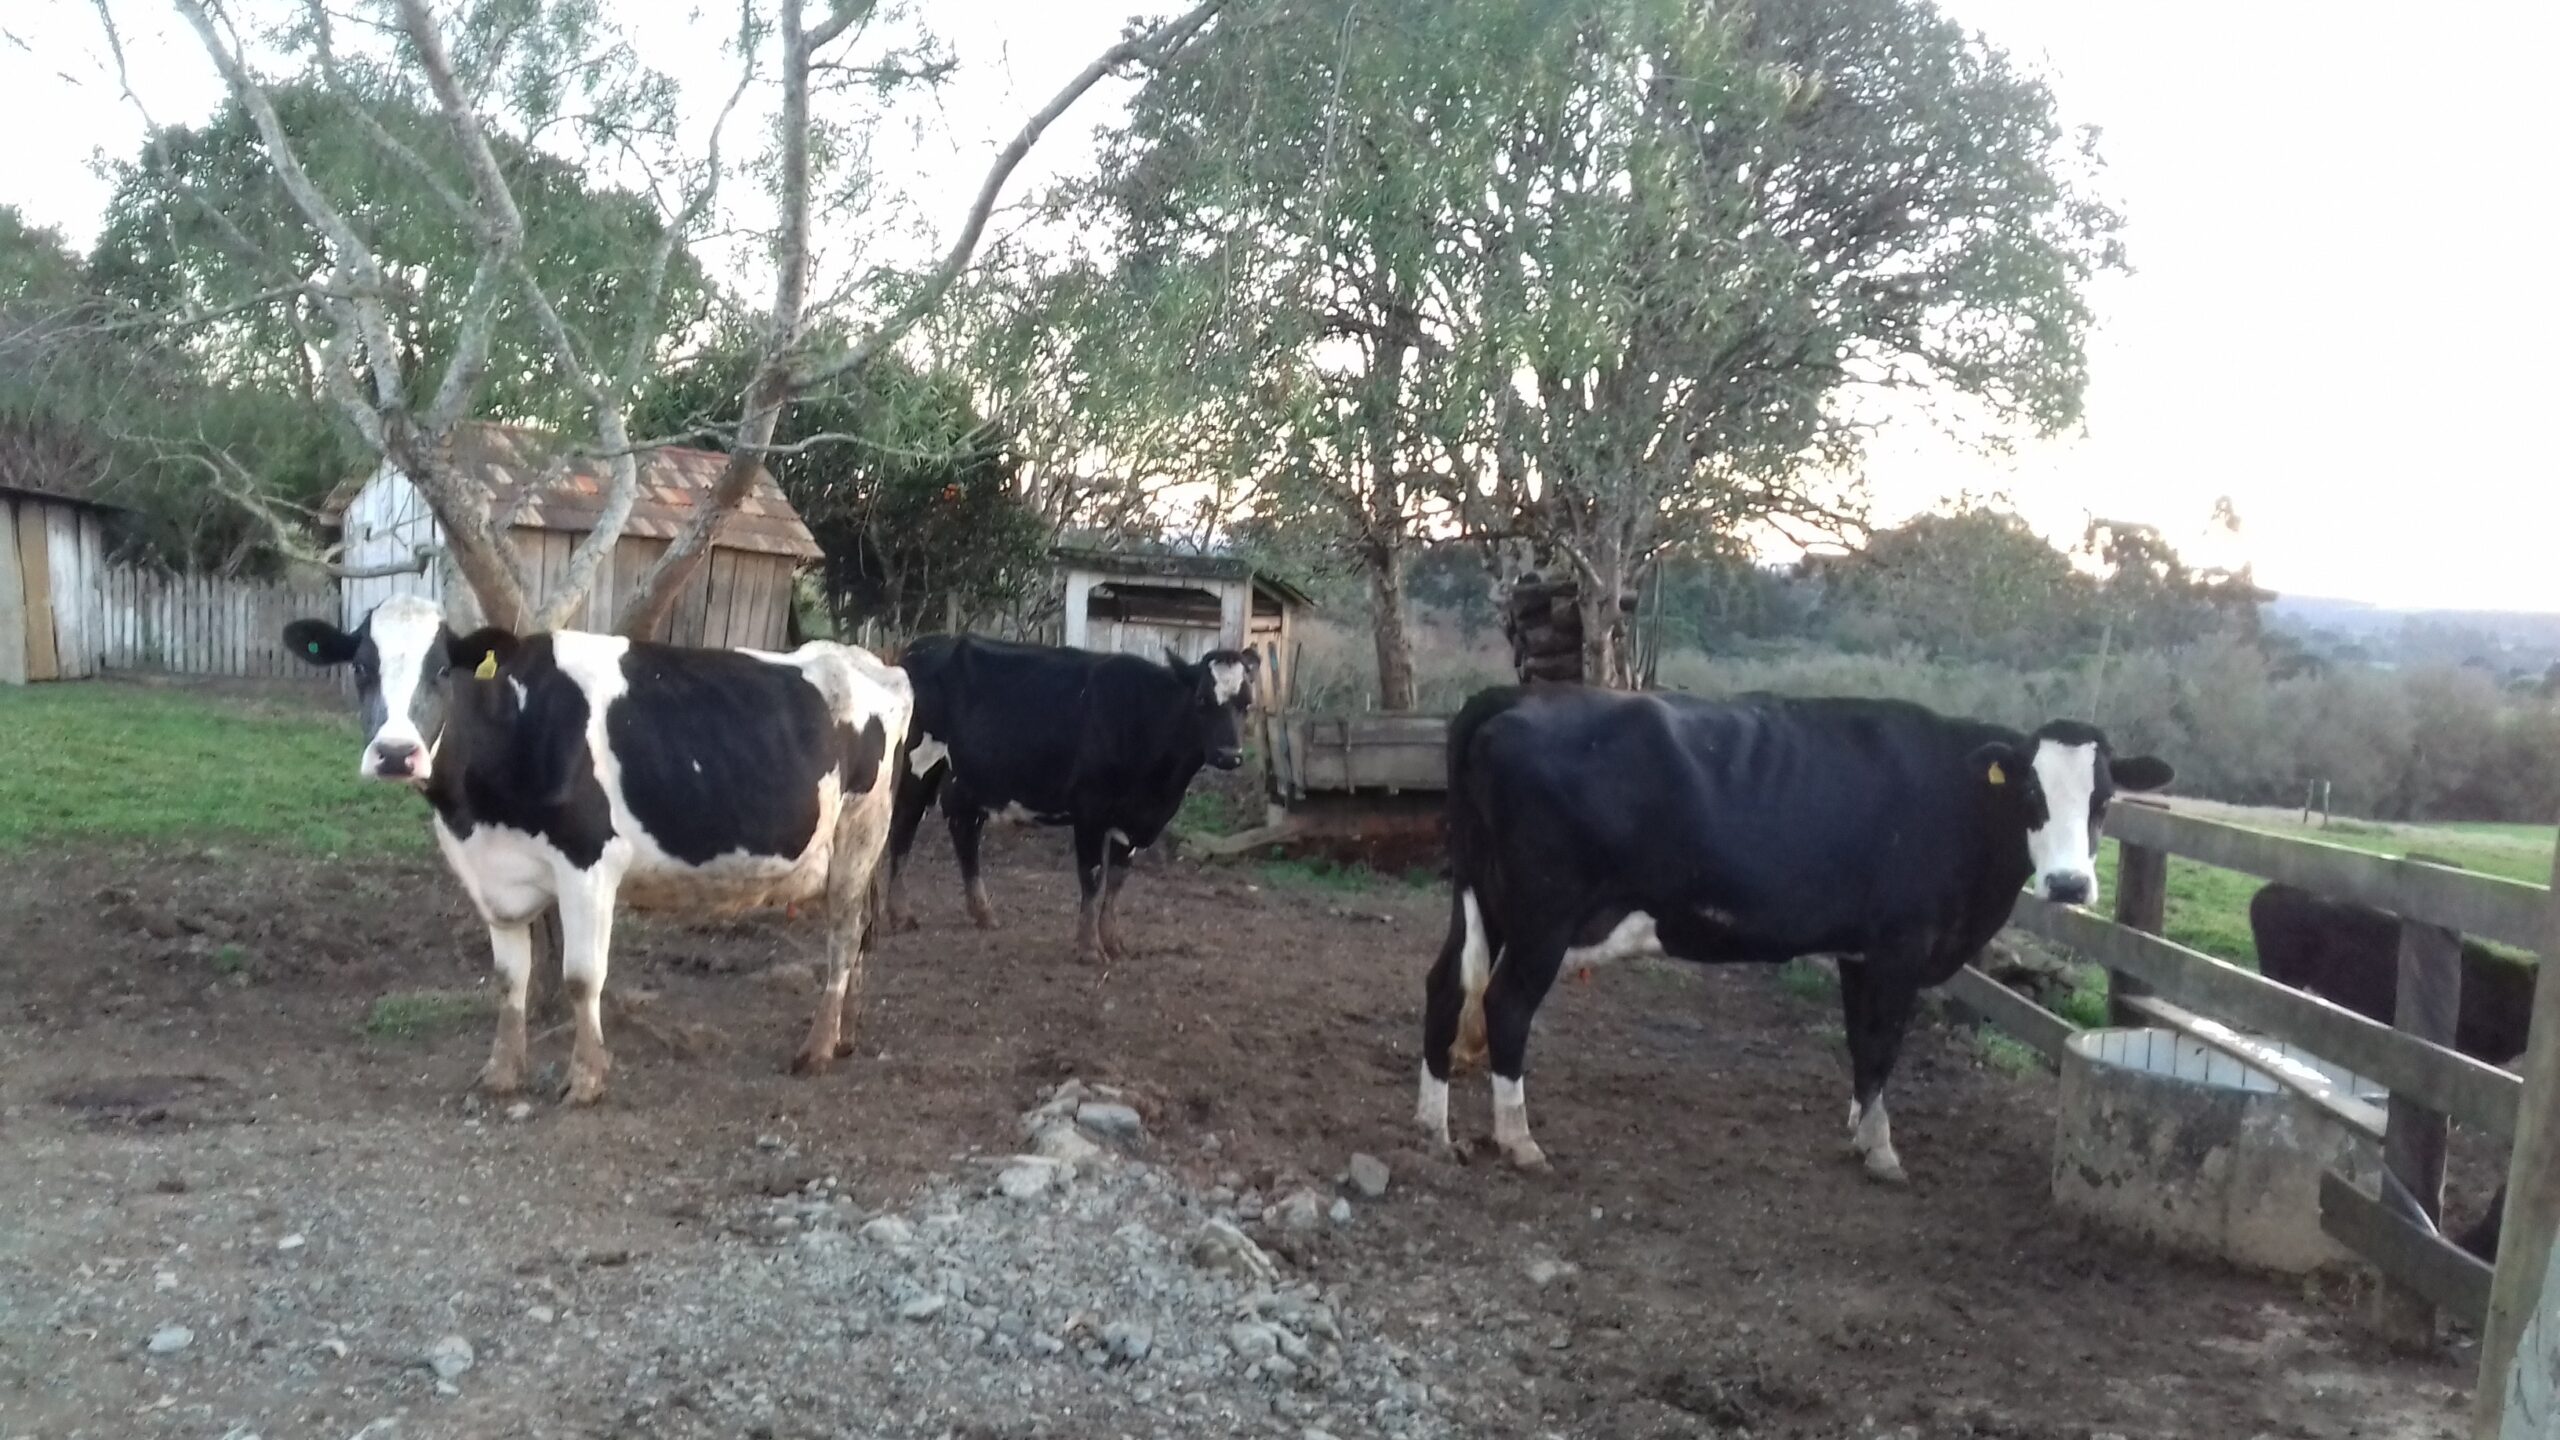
(1347, 1153, 1391, 1199)
(658, 1078, 1457, 1438)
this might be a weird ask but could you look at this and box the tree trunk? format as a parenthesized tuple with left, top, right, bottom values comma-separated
(1367, 541, 1418, 711)
(1578, 558, 1631, 690)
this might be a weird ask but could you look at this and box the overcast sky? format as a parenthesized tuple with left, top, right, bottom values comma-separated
(4, 1, 2552, 612)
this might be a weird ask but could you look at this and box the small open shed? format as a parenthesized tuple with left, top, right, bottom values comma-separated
(1054, 546, 1309, 670)
(324, 421, 822, 647)
(0, 482, 114, 685)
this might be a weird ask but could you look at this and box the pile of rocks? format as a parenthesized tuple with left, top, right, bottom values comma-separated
(689, 1079, 1453, 1437)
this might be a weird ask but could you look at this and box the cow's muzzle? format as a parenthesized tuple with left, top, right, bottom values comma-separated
(2039, 871, 2095, 906)
(1206, 748, 1244, 771)
(365, 739, 428, 783)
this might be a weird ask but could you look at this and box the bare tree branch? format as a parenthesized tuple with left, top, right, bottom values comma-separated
(792, 0, 1227, 393)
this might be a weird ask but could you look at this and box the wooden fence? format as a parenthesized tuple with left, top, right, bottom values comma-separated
(95, 565, 338, 680)
(1956, 798, 2534, 1343)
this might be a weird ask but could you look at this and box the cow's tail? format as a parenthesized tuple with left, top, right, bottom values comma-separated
(1443, 687, 1524, 1072)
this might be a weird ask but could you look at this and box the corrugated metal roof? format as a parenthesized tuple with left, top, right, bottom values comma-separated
(1051, 544, 1316, 609)
(321, 422, 821, 562)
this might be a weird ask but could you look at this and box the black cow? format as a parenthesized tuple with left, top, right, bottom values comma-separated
(286, 594, 912, 1103)
(886, 635, 1258, 963)
(2248, 879, 2535, 1259)
(1420, 686, 2173, 1179)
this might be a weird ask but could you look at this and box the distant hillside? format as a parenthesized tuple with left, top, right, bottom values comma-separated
(2267, 596, 2560, 674)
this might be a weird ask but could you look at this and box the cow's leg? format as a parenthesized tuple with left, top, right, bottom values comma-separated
(1839, 956, 1920, 1184)
(799, 800, 890, 1075)
(1416, 886, 1478, 1152)
(1481, 919, 1568, 1171)
(558, 875, 618, 1106)
(1071, 822, 1109, 965)
(475, 920, 535, 1095)
(1096, 831, 1137, 963)
(946, 790, 996, 929)
(883, 763, 939, 932)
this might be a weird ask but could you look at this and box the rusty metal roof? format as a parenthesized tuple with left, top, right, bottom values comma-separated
(322, 422, 821, 562)
(1050, 544, 1316, 609)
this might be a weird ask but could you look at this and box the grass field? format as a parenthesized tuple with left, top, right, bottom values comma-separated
(0, 680, 420, 855)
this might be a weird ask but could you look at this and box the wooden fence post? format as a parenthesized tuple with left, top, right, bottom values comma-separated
(2474, 830, 2560, 1437)
(2110, 840, 2169, 1027)
(2374, 917, 2462, 1343)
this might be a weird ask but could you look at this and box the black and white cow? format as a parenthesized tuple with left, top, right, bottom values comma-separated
(886, 634, 1257, 963)
(285, 594, 912, 1103)
(2249, 879, 2533, 1260)
(1422, 685, 2173, 1179)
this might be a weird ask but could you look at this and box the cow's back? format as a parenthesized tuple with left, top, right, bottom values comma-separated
(1463, 689, 2010, 952)
(900, 635, 1187, 806)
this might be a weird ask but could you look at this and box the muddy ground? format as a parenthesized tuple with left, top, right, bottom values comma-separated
(0, 825, 2481, 1438)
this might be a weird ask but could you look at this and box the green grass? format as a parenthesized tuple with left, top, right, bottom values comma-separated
(0, 682, 421, 855)
(1776, 956, 1837, 1002)
(363, 989, 489, 1040)
(1971, 1029, 2047, 1078)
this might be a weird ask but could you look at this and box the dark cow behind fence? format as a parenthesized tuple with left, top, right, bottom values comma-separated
(887, 635, 1257, 963)
(286, 594, 913, 1103)
(1421, 685, 2174, 1179)
(2248, 878, 2535, 1260)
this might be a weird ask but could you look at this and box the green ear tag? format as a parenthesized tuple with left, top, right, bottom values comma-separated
(306, 641, 321, 655)
(1986, 762, 2007, 786)
(474, 652, 499, 680)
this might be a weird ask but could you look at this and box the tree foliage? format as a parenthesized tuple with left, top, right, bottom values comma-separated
(1023, 0, 2125, 697)
(633, 325, 1046, 636)
(0, 205, 357, 571)
(87, 81, 711, 434)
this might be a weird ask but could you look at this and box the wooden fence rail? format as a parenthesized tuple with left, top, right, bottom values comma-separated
(96, 565, 336, 680)
(1982, 800, 2540, 1345)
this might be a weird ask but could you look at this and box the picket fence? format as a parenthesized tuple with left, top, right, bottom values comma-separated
(95, 565, 338, 681)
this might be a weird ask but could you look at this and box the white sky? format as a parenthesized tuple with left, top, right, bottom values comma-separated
(4, 1, 2555, 612)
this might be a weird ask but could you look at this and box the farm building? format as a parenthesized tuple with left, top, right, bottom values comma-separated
(1054, 545, 1309, 670)
(325, 421, 822, 648)
(0, 481, 113, 685)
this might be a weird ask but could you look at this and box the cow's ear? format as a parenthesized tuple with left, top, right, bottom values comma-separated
(1240, 648, 1262, 673)
(1968, 741, 2025, 792)
(1162, 647, 1191, 675)
(284, 619, 360, 667)
(446, 627, 520, 678)
(2110, 754, 2174, 792)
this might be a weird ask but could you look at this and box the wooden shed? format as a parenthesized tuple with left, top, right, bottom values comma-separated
(324, 421, 822, 647)
(0, 483, 113, 685)
(1054, 546, 1309, 669)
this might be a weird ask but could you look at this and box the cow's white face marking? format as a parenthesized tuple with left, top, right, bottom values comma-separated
(361, 595, 448, 783)
(1209, 659, 1248, 706)
(2026, 740, 2102, 905)
(909, 732, 950, 778)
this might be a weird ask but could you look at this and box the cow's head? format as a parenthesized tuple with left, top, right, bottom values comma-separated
(1970, 720, 2174, 907)
(1167, 647, 1260, 771)
(282, 595, 518, 785)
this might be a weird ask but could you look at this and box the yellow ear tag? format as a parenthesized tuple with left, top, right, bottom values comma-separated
(1986, 761, 2007, 786)
(474, 651, 499, 681)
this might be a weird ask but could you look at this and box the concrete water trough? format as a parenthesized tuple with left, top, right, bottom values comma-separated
(2053, 1026, 2385, 1273)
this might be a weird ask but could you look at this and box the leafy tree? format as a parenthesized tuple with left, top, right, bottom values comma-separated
(0, 205, 356, 571)
(1459, 0, 2127, 684)
(632, 326, 1046, 636)
(87, 82, 711, 436)
(1818, 507, 2096, 665)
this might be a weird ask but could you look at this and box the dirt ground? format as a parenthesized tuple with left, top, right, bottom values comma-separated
(0, 824, 2482, 1438)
